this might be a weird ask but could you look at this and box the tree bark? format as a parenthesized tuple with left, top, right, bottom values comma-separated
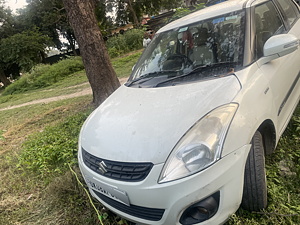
(62, 0, 120, 106)
(0, 69, 11, 87)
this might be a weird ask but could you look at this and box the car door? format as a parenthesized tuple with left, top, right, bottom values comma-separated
(274, 0, 300, 131)
(253, 0, 300, 135)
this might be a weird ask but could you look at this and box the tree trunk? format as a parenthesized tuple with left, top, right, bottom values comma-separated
(62, 0, 120, 106)
(127, 0, 139, 27)
(0, 69, 11, 87)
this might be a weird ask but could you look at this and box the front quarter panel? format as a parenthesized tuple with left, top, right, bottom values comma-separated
(222, 63, 278, 156)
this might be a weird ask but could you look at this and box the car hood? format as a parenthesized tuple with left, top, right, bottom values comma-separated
(80, 75, 241, 164)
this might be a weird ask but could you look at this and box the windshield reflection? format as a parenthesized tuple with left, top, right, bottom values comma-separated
(129, 10, 245, 87)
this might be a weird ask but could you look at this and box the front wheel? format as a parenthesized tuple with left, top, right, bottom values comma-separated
(241, 131, 267, 211)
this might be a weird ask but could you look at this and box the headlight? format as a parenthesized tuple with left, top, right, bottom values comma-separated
(159, 103, 238, 183)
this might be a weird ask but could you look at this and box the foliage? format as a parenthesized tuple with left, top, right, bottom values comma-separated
(110, 0, 182, 26)
(0, 30, 51, 71)
(0, 5, 30, 84)
(106, 29, 144, 57)
(168, 3, 206, 23)
(2, 57, 84, 95)
(107, 35, 127, 58)
(18, 112, 90, 177)
(0, 3, 16, 38)
(94, 0, 114, 37)
(123, 29, 144, 51)
(17, 0, 72, 50)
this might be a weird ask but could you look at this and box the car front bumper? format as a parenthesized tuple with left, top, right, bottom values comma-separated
(78, 144, 251, 225)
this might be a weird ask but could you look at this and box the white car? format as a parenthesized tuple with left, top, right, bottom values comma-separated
(78, 0, 300, 224)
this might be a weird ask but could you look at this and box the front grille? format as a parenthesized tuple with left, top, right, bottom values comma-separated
(93, 190, 165, 221)
(82, 148, 153, 182)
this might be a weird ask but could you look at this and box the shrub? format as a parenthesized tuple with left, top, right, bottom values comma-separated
(2, 57, 84, 95)
(106, 29, 144, 58)
(108, 46, 122, 58)
(106, 34, 128, 56)
(123, 29, 144, 51)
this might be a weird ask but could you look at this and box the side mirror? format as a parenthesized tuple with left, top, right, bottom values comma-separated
(264, 34, 299, 57)
(258, 34, 299, 66)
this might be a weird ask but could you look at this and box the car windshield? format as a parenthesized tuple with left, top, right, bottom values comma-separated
(128, 10, 245, 87)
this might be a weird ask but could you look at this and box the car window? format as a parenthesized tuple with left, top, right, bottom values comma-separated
(129, 10, 246, 87)
(289, 0, 300, 13)
(254, 1, 285, 59)
(276, 0, 299, 26)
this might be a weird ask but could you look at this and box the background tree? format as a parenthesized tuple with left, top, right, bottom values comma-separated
(17, 0, 115, 55)
(17, 0, 70, 51)
(0, 0, 52, 87)
(0, 30, 50, 70)
(94, 0, 114, 37)
(62, 0, 120, 106)
(0, 4, 16, 39)
(0, 2, 18, 86)
(0, 30, 50, 86)
(109, 0, 182, 27)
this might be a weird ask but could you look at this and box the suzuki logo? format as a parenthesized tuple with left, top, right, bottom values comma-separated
(99, 161, 108, 175)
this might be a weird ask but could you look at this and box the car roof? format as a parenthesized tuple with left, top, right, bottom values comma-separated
(158, 0, 254, 33)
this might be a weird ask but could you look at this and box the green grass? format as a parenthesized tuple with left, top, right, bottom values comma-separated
(111, 50, 143, 78)
(0, 51, 299, 225)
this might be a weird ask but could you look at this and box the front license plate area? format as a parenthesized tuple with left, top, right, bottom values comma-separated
(85, 176, 130, 206)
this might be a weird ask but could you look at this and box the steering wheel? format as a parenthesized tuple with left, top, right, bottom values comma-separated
(167, 53, 193, 66)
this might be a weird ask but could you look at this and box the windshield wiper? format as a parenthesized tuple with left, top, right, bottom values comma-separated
(154, 62, 236, 87)
(185, 62, 236, 76)
(125, 70, 178, 86)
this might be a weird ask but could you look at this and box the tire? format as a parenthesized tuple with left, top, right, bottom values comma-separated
(241, 131, 267, 211)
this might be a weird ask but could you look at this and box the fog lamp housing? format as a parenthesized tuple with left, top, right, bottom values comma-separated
(179, 191, 220, 225)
